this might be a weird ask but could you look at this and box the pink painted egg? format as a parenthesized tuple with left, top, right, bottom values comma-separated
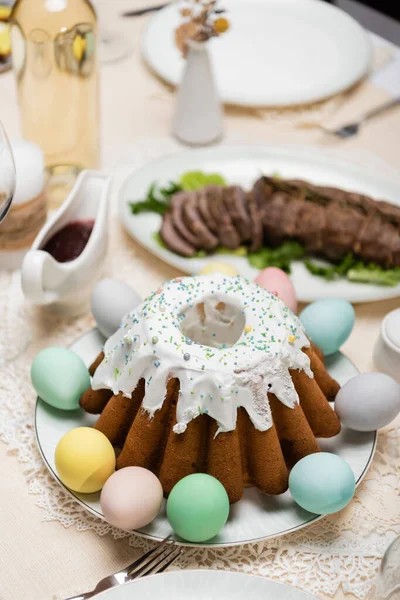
(255, 267, 297, 313)
(100, 467, 163, 530)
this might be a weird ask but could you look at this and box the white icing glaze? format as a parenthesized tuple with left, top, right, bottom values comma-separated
(92, 275, 312, 435)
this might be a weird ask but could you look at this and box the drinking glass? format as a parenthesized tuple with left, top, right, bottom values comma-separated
(376, 536, 400, 599)
(0, 121, 30, 364)
(92, 0, 132, 64)
(0, 120, 15, 223)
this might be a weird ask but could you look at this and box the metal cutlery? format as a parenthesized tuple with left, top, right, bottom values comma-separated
(122, 3, 167, 17)
(64, 536, 181, 600)
(323, 96, 400, 139)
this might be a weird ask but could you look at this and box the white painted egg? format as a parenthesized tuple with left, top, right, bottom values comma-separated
(100, 467, 163, 530)
(335, 372, 400, 431)
(91, 278, 141, 338)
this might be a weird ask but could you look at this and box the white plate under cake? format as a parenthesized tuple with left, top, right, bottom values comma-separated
(35, 275, 376, 547)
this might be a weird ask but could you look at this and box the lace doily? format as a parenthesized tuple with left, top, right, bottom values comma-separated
(1, 138, 399, 600)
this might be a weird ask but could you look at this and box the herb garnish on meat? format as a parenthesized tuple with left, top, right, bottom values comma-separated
(130, 171, 226, 216)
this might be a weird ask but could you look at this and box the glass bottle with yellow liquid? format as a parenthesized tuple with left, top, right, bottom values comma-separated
(10, 0, 99, 208)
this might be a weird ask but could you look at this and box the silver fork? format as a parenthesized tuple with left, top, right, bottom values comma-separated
(323, 96, 400, 139)
(64, 537, 181, 600)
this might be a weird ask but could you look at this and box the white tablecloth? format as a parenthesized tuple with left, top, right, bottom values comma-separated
(0, 3, 400, 600)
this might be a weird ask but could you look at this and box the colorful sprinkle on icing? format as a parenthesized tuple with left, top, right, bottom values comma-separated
(92, 274, 312, 437)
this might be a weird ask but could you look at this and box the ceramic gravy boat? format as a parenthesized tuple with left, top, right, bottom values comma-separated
(21, 170, 111, 316)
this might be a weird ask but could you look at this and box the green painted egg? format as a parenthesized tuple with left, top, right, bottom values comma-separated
(31, 347, 90, 410)
(166, 474, 230, 543)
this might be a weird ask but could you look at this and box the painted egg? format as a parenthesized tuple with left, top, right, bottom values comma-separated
(166, 474, 230, 542)
(91, 278, 142, 338)
(199, 263, 239, 277)
(31, 347, 90, 410)
(299, 298, 355, 355)
(289, 453, 356, 514)
(335, 372, 400, 431)
(255, 267, 297, 313)
(55, 427, 115, 493)
(100, 467, 163, 530)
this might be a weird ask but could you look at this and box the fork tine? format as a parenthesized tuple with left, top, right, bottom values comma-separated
(149, 548, 183, 575)
(128, 544, 180, 580)
(123, 535, 173, 574)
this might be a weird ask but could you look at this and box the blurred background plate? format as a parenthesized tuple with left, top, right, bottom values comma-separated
(35, 329, 376, 548)
(142, 0, 373, 107)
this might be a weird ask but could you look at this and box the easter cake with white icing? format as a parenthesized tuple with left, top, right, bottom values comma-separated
(80, 274, 341, 503)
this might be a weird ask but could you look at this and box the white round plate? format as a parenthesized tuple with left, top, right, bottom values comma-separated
(141, 0, 372, 107)
(35, 329, 376, 548)
(119, 144, 400, 304)
(94, 570, 319, 599)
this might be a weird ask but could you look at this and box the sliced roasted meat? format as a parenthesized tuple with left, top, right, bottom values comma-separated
(206, 185, 223, 228)
(267, 177, 400, 228)
(295, 201, 326, 252)
(262, 192, 287, 246)
(159, 174, 400, 268)
(320, 203, 363, 262)
(223, 186, 252, 243)
(160, 212, 196, 257)
(247, 190, 263, 251)
(206, 186, 241, 249)
(198, 189, 218, 234)
(356, 216, 400, 267)
(182, 193, 219, 250)
(256, 177, 400, 267)
(252, 177, 274, 222)
(170, 192, 202, 249)
(278, 193, 304, 238)
(371, 199, 400, 227)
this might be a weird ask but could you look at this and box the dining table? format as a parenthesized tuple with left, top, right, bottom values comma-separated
(0, 1, 399, 599)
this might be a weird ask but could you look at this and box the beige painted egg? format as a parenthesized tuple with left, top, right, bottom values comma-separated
(100, 467, 163, 530)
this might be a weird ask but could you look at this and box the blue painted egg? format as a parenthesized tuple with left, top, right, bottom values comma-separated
(31, 347, 90, 410)
(289, 453, 356, 514)
(299, 298, 355, 355)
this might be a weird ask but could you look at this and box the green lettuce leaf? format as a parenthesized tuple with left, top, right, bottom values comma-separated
(347, 264, 400, 287)
(248, 242, 305, 272)
(179, 171, 226, 191)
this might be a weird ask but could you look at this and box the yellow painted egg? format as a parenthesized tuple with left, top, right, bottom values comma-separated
(55, 427, 115, 493)
(199, 262, 239, 277)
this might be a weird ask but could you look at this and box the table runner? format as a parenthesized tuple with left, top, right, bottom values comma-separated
(1, 138, 399, 600)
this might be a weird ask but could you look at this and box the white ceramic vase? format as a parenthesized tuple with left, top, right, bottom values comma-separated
(172, 40, 223, 146)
